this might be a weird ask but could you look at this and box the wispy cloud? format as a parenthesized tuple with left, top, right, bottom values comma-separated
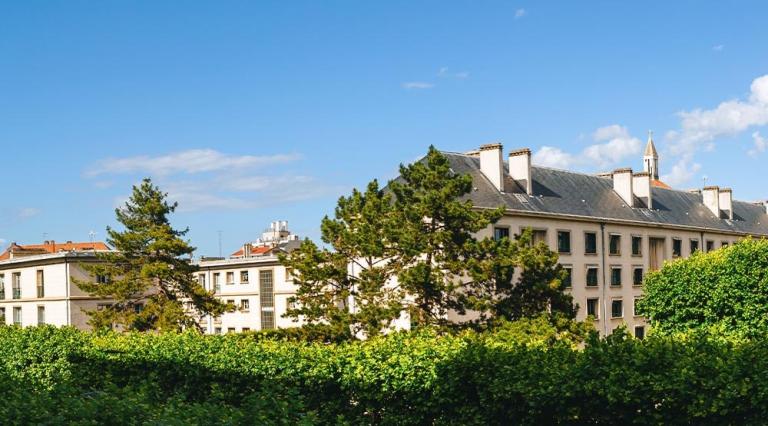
(85, 149, 300, 177)
(514, 8, 527, 19)
(438, 67, 470, 79)
(533, 124, 642, 170)
(402, 81, 434, 90)
(712, 44, 724, 52)
(749, 131, 767, 157)
(17, 207, 41, 219)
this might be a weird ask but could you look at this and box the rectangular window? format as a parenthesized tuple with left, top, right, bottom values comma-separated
(36, 270, 44, 298)
(586, 298, 599, 319)
(37, 306, 45, 325)
(13, 307, 21, 326)
(631, 236, 642, 256)
(214, 327, 222, 335)
(609, 234, 621, 255)
(227, 327, 236, 334)
(561, 266, 572, 289)
(493, 227, 510, 241)
(226, 272, 235, 285)
(690, 239, 700, 253)
(633, 297, 642, 316)
(633, 267, 644, 286)
(12, 273, 21, 299)
(721, 241, 729, 248)
(197, 274, 205, 288)
(242, 327, 250, 332)
(213, 273, 221, 293)
(634, 326, 645, 340)
(610, 267, 622, 287)
(97, 274, 110, 284)
(532, 229, 547, 246)
(586, 266, 599, 287)
(584, 232, 597, 254)
(226, 299, 235, 306)
(557, 231, 571, 254)
(0, 307, 5, 323)
(0, 274, 5, 299)
(260, 310, 275, 330)
(706, 240, 715, 252)
(240, 271, 249, 283)
(240, 299, 250, 312)
(672, 238, 682, 258)
(611, 299, 623, 318)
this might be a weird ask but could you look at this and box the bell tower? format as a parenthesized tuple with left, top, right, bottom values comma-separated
(643, 130, 659, 180)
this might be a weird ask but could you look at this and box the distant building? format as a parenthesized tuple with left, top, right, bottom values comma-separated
(196, 221, 302, 334)
(409, 135, 768, 337)
(0, 241, 112, 329)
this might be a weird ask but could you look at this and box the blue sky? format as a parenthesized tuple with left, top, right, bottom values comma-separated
(2, 1, 768, 256)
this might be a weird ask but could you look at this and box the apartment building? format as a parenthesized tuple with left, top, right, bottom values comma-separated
(196, 221, 302, 334)
(0, 241, 112, 329)
(436, 136, 768, 337)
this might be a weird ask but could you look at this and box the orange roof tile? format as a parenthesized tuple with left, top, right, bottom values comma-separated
(0, 241, 110, 261)
(652, 179, 672, 190)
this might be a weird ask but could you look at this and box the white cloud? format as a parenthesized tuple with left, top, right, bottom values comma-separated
(661, 156, 702, 188)
(514, 8, 526, 19)
(402, 82, 434, 90)
(713, 44, 724, 52)
(748, 131, 767, 157)
(438, 67, 470, 79)
(532, 125, 642, 170)
(86, 149, 299, 177)
(17, 207, 40, 219)
(668, 74, 768, 155)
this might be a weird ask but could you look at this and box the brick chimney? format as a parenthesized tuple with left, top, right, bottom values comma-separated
(479, 143, 504, 192)
(702, 186, 720, 218)
(719, 188, 733, 220)
(612, 168, 634, 207)
(632, 172, 653, 209)
(509, 148, 532, 195)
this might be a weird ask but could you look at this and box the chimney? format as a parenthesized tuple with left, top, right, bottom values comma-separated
(243, 243, 252, 258)
(612, 168, 634, 207)
(479, 143, 504, 192)
(633, 172, 653, 209)
(509, 148, 533, 195)
(702, 186, 720, 218)
(763, 200, 768, 215)
(719, 188, 733, 220)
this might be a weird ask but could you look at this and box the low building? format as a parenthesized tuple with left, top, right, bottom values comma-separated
(196, 221, 302, 334)
(0, 241, 112, 329)
(421, 136, 768, 337)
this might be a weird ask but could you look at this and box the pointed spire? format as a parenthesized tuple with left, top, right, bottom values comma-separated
(644, 130, 658, 158)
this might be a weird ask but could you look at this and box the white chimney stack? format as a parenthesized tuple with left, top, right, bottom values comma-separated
(632, 172, 653, 209)
(479, 143, 504, 192)
(612, 168, 634, 207)
(702, 186, 721, 218)
(508, 148, 532, 195)
(719, 188, 733, 220)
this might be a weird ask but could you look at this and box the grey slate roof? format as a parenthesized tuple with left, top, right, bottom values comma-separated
(441, 151, 768, 236)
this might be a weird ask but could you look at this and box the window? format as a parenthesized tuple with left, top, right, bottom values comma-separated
(226, 299, 235, 306)
(240, 299, 250, 312)
(226, 272, 235, 285)
(672, 238, 682, 258)
(0, 307, 5, 323)
(532, 229, 547, 246)
(706, 240, 715, 252)
(0, 274, 5, 299)
(36, 270, 44, 298)
(240, 271, 249, 284)
(609, 234, 621, 255)
(12, 273, 21, 299)
(634, 326, 645, 340)
(557, 231, 571, 253)
(97, 303, 111, 311)
(97, 274, 110, 284)
(213, 273, 221, 293)
(610, 267, 622, 287)
(260, 311, 275, 330)
(721, 241, 729, 248)
(561, 266, 572, 289)
(633, 267, 644, 286)
(690, 239, 700, 253)
(493, 227, 510, 241)
(586, 298, 599, 319)
(242, 327, 250, 332)
(133, 303, 144, 313)
(37, 306, 45, 325)
(584, 232, 597, 254)
(611, 299, 623, 318)
(197, 274, 205, 288)
(227, 327, 236, 334)
(633, 297, 642, 316)
(586, 267, 599, 287)
(631, 236, 642, 256)
(214, 327, 222, 335)
(13, 307, 21, 326)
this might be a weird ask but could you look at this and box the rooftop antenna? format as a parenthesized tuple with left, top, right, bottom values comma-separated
(89, 230, 96, 244)
(702, 175, 708, 187)
(217, 230, 223, 258)
(42, 232, 48, 241)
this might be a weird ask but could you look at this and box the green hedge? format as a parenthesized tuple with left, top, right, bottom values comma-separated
(0, 325, 767, 424)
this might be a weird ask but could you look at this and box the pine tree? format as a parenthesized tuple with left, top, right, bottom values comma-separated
(76, 178, 231, 332)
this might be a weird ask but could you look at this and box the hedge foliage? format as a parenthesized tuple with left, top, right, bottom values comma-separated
(640, 238, 768, 338)
(1, 325, 767, 425)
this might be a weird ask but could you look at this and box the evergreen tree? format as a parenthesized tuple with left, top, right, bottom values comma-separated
(280, 181, 404, 337)
(76, 178, 231, 332)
